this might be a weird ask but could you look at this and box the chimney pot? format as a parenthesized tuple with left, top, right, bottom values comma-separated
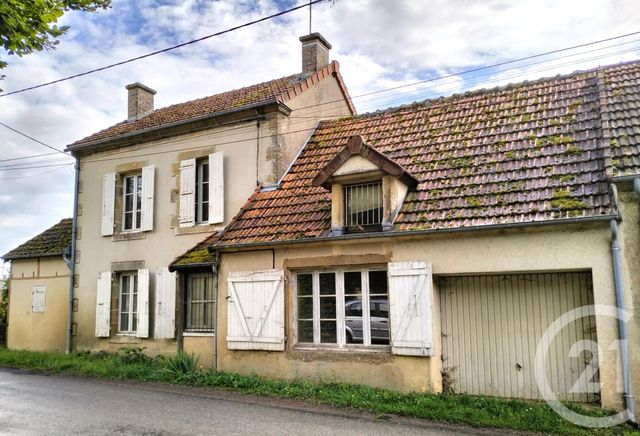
(299, 33, 331, 74)
(125, 82, 156, 120)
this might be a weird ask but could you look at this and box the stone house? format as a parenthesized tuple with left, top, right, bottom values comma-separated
(57, 33, 355, 366)
(173, 60, 640, 417)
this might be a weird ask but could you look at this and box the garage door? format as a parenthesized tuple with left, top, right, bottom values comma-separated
(439, 272, 598, 402)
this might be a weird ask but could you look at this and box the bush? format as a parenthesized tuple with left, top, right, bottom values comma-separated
(160, 351, 199, 379)
(118, 347, 152, 365)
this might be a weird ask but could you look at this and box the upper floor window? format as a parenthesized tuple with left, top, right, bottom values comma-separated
(123, 173, 142, 231)
(344, 181, 383, 232)
(195, 159, 209, 224)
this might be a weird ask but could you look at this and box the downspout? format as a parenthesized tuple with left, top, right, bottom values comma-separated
(610, 218, 636, 423)
(65, 157, 80, 354)
(212, 254, 220, 372)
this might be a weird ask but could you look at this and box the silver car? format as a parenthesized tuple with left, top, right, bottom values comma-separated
(344, 298, 389, 344)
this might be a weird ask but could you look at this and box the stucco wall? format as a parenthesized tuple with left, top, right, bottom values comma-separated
(183, 335, 215, 369)
(7, 257, 69, 352)
(215, 223, 626, 409)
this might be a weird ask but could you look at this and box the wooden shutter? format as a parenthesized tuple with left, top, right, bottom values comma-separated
(101, 173, 116, 236)
(209, 152, 224, 224)
(95, 271, 112, 337)
(136, 268, 150, 338)
(388, 261, 433, 356)
(32, 286, 46, 312)
(179, 158, 196, 227)
(154, 267, 176, 339)
(227, 269, 284, 351)
(141, 165, 155, 231)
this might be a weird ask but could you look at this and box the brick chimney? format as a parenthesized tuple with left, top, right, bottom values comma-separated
(125, 82, 156, 120)
(299, 33, 331, 74)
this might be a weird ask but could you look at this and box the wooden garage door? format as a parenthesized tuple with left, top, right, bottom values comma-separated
(439, 272, 598, 402)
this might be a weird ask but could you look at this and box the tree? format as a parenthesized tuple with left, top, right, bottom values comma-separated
(0, 278, 7, 325)
(0, 0, 111, 72)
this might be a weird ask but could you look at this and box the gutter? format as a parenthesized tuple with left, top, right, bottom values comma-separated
(66, 99, 292, 154)
(65, 158, 80, 354)
(210, 214, 619, 252)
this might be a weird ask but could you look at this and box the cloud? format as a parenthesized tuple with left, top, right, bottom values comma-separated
(0, 0, 639, 258)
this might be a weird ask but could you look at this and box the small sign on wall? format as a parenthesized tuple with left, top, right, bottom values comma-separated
(32, 286, 45, 312)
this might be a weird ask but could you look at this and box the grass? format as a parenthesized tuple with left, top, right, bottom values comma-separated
(0, 348, 635, 435)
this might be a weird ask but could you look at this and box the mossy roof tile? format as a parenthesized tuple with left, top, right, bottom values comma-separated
(2, 218, 72, 260)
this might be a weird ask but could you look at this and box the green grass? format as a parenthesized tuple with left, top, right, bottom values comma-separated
(0, 348, 635, 435)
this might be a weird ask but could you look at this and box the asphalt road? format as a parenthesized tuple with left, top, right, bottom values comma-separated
(0, 368, 478, 436)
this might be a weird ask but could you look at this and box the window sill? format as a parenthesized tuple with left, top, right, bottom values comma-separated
(174, 223, 222, 236)
(112, 231, 146, 242)
(183, 331, 215, 337)
(293, 344, 390, 354)
(109, 335, 142, 344)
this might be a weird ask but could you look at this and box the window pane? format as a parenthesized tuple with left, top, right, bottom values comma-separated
(319, 296, 336, 318)
(344, 182, 382, 227)
(319, 272, 335, 295)
(298, 296, 313, 319)
(125, 193, 133, 212)
(369, 270, 388, 295)
(344, 297, 363, 343)
(344, 271, 362, 296)
(125, 177, 134, 194)
(120, 313, 128, 331)
(202, 163, 209, 183)
(298, 320, 313, 343)
(320, 321, 336, 343)
(297, 274, 312, 296)
(370, 300, 390, 345)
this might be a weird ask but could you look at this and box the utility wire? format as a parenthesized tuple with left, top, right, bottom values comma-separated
(2, 35, 638, 167)
(0, 122, 70, 155)
(0, 0, 323, 98)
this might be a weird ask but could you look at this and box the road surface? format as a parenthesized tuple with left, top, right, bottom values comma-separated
(0, 367, 480, 435)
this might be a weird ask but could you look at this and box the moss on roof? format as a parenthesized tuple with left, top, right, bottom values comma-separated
(2, 218, 72, 261)
(169, 233, 219, 269)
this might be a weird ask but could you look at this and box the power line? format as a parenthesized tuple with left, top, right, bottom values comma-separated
(0, 0, 323, 98)
(3, 33, 639, 167)
(0, 164, 72, 180)
(0, 163, 73, 171)
(0, 122, 69, 155)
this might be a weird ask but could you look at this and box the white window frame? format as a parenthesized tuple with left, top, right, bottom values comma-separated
(118, 272, 138, 333)
(195, 159, 210, 224)
(122, 173, 143, 232)
(294, 267, 389, 350)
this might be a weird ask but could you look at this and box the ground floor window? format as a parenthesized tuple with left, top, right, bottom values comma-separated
(118, 272, 138, 333)
(185, 272, 215, 332)
(295, 268, 389, 347)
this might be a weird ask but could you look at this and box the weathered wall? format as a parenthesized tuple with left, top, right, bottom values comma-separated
(7, 257, 69, 352)
(616, 189, 640, 418)
(183, 335, 215, 369)
(215, 223, 626, 409)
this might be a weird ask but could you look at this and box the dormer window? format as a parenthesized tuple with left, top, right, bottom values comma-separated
(344, 181, 383, 232)
(312, 135, 419, 236)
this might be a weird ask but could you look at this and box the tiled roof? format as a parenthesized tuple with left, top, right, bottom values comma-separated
(68, 61, 354, 149)
(212, 63, 632, 248)
(600, 61, 640, 177)
(170, 233, 219, 270)
(2, 219, 72, 260)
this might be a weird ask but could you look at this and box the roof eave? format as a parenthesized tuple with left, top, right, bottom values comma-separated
(66, 99, 291, 154)
(211, 214, 619, 252)
(2, 251, 65, 261)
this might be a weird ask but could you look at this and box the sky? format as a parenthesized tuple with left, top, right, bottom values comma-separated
(0, 0, 639, 265)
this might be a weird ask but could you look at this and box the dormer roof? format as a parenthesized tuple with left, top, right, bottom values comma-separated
(311, 135, 419, 189)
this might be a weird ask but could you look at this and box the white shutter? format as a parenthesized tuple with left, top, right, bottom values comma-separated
(179, 158, 196, 227)
(209, 152, 224, 224)
(95, 271, 112, 337)
(141, 165, 155, 231)
(227, 269, 284, 351)
(32, 286, 46, 312)
(154, 267, 176, 339)
(388, 261, 433, 356)
(101, 173, 116, 236)
(137, 268, 150, 338)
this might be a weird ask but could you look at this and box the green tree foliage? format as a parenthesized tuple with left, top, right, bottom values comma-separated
(0, 0, 111, 70)
(0, 279, 7, 324)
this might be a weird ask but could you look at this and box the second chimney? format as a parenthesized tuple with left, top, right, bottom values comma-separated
(126, 82, 156, 120)
(299, 33, 331, 75)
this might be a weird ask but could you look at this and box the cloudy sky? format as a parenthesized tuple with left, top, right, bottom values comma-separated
(1, 0, 639, 268)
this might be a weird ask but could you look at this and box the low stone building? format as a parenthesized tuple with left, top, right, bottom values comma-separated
(2, 219, 72, 352)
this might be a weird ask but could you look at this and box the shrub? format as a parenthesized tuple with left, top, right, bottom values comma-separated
(160, 351, 199, 379)
(118, 347, 152, 365)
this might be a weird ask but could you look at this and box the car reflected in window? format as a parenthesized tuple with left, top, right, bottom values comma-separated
(344, 298, 389, 345)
